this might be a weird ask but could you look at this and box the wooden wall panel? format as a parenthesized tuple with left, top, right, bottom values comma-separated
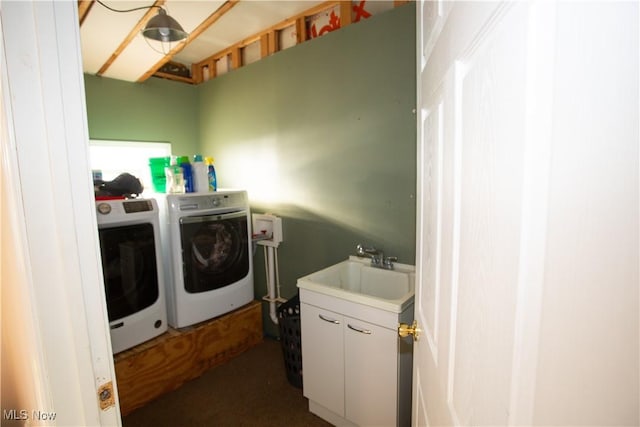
(114, 301, 263, 416)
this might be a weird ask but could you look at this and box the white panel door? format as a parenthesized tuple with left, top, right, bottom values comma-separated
(414, 1, 638, 425)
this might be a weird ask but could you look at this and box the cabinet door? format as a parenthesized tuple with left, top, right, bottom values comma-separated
(344, 317, 398, 426)
(300, 303, 345, 416)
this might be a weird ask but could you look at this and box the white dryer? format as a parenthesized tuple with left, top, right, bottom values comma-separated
(164, 191, 254, 328)
(95, 198, 168, 354)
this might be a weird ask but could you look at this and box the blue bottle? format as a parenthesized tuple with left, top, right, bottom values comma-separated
(179, 156, 194, 193)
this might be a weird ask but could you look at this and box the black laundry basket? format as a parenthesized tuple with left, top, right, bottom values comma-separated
(277, 293, 303, 389)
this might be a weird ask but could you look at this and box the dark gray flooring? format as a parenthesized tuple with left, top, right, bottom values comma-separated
(121, 338, 331, 427)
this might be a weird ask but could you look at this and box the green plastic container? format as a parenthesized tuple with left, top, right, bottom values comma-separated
(149, 157, 170, 193)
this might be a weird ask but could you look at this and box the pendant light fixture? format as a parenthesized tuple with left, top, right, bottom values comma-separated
(96, 1, 188, 43)
(142, 8, 188, 42)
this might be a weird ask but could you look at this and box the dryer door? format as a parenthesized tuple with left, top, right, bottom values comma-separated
(179, 210, 250, 293)
(98, 223, 160, 321)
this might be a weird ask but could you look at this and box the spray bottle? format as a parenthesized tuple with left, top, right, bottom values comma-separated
(205, 157, 217, 191)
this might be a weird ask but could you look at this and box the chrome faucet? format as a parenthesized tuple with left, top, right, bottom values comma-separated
(355, 244, 397, 270)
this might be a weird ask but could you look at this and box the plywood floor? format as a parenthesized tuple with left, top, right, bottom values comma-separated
(121, 338, 331, 427)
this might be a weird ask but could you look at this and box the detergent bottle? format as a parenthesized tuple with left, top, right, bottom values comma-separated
(178, 156, 194, 193)
(192, 154, 209, 192)
(165, 159, 185, 194)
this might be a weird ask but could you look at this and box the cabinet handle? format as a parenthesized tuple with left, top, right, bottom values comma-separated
(318, 314, 340, 324)
(347, 324, 372, 335)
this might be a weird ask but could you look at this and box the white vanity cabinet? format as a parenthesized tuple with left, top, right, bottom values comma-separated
(300, 289, 413, 427)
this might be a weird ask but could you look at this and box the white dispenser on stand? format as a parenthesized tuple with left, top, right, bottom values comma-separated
(252, 213, 284, 324)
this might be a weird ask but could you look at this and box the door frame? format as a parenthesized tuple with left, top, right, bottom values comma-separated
(1, 1, 120, 425)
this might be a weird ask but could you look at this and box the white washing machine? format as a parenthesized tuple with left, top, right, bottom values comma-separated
(164, 191, 254, 328)
(95, 198, 168, 354)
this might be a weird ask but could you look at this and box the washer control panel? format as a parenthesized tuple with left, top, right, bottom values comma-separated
(177, 192, 247, 212)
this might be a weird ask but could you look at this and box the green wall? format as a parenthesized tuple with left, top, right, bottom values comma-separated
(84, 74, 199, 154)
(83, 4, 416, 337)
(197, 5, 416, 336)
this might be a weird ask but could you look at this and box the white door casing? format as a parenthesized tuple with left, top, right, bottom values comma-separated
(1, 1, 121, 425)
(414, 1, 638, 426)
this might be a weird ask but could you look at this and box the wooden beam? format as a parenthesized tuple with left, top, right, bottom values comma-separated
(153, 72, 194, 84)
(138, 0, 240, 83)
(230, 47, 241, 70)
(96, 0, 166, 76)
(340, 1, 352, 27)
(296, 17, 307, 44)
(267, 31, 278, 55)
(208, 59, 217, 80)
(194, 59, 216, 84)
(260, 34, 270, 58)
(77, 0, 94, 26)
(191, 63, 203, 84)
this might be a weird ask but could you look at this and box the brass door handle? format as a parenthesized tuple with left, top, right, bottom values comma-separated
(398, 320, 420, 341)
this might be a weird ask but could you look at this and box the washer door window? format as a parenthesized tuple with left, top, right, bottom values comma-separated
(179, 210, 249, 293)
(98, 223, 159, 321)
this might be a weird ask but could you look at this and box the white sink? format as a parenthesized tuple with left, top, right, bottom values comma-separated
(297, 256, 415, 313)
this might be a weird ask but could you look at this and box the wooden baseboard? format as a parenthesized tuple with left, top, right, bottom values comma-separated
(114, 300, 263, 416)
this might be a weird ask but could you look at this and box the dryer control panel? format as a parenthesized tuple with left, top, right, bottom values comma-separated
(123, 199, 153, 213)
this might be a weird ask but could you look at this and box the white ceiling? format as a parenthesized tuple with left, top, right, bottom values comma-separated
(80, 0, 325, 83)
